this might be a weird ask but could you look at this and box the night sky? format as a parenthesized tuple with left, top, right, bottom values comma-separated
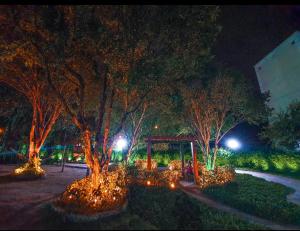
(215, 5, 300, 92)
(215, 5, 300, 150)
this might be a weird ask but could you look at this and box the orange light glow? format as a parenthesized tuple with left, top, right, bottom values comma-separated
(170, 183, 175, 189)
(147, 180, 151, 186)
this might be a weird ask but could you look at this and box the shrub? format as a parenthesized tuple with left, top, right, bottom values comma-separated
(227, 152, 300, 178)
(168, 160, 182, 171)
(135, 159, 157, 170)
(196, 162, 235, 189)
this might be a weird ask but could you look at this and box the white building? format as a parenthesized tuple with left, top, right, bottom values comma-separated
(254, 31, 300, 114)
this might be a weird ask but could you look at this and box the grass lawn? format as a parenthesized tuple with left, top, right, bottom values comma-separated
(39, 185, 265, 230)
(203, 174, 300, 226)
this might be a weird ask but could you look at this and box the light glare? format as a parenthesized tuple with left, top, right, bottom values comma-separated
(226, 138, 241, 150)
(115, 138, 127, 151)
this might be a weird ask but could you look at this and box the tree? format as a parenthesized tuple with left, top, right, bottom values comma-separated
(261, 101, 300, 151)
(23, 6, 160, 187)
(0, 85, 32, 152)
(186, 69, 270, 170)
(0, 7, 63, 172)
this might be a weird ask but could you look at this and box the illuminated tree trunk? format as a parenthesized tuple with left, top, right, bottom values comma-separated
(82, 129, 99, 187)
(28, 104, 37, 163)
(27, 100, 61, 169)
(126, 103, 147, 163)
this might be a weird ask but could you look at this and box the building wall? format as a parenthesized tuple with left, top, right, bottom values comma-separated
(254, 31, 300, 113)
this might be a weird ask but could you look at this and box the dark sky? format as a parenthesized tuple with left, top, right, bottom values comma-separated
(214, 5, 300, 92)
(214, 5, 300, 150)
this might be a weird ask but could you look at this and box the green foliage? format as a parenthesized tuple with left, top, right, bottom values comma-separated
(261, 101, 300, 151)
(229, 152, 300, 177)
(111, 151, 124, 162)
(203, 174, 300, 225)
(217, 148, 233, 158)
(130, 150, 198, 167)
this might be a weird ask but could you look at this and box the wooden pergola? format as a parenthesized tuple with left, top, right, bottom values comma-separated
(144, 135, 199, 182)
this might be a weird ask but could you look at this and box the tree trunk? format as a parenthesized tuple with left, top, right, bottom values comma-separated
(28, 105, 38, 164)
(82, 129, 103, 187)
(212, 144, 218, 170)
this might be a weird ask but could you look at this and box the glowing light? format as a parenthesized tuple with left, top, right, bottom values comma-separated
(113, 197, 116, 200)
(14, 168, 23, 174)
(225, 138, 241, 150)
(114, 137, 127, 151)
(154, 125, 158, 129)
(170, 182, 175, 189)
(147, 180, 151, 186)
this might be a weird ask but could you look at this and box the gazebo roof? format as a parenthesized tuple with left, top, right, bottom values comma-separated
(145, 135, 197, 143)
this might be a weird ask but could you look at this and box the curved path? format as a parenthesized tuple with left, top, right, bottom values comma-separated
(179, 182, 300, 230)
(235, 169, 300, 206)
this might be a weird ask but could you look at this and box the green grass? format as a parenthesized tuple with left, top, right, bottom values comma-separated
(39, 185, 265, 230)
(203, 174, 300, 226)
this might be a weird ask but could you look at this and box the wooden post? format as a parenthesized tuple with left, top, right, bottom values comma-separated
(61, 132, 67, 173)
(147, 140, 151, 171)
(191, 141, 199, 184)
(61, 154, 65, 172)
(180, 143, 184, 177)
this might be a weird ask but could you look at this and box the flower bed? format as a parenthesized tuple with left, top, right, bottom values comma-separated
(196, 162, 235, 189)
(168, 160, 182, 171)
(53, 165, 128, 216)
(12, 158, 45, 180)
(127, 164, 182, 188)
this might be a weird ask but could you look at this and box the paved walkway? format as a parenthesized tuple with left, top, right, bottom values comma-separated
(235, 169, 300, 206)
(0, 165, 86, 229)
(179, 181, 300, 230)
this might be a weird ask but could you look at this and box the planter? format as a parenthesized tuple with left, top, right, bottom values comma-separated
(50, 199, 128, 223)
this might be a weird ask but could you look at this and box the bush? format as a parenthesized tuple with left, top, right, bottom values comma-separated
(229, 152, 300, 178)
(131, 150, 198, 167)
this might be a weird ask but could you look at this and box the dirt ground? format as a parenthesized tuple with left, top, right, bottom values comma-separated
(0, 164, 86, 230)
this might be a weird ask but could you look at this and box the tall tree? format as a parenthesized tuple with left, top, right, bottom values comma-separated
(186, 69, 270, 170)
(261, 101, 300, 151)
(29, 6, 159, 186)
(0, 7, 63, 171)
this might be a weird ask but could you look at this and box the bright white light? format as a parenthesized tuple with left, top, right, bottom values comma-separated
(226, 138, 241, 150)
(115, 138, 127, 151)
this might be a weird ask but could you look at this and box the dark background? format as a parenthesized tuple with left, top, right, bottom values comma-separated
(215, 5, 300, 150)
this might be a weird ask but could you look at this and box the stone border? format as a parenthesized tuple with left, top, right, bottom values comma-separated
(50, 199, 128, 223)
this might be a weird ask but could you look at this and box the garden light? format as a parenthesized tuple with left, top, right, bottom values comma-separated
(226, 138, 241, 150)
(170, 182, 175, 189)
(115, 136, 127, 151)
(147, 180, 151, 186)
